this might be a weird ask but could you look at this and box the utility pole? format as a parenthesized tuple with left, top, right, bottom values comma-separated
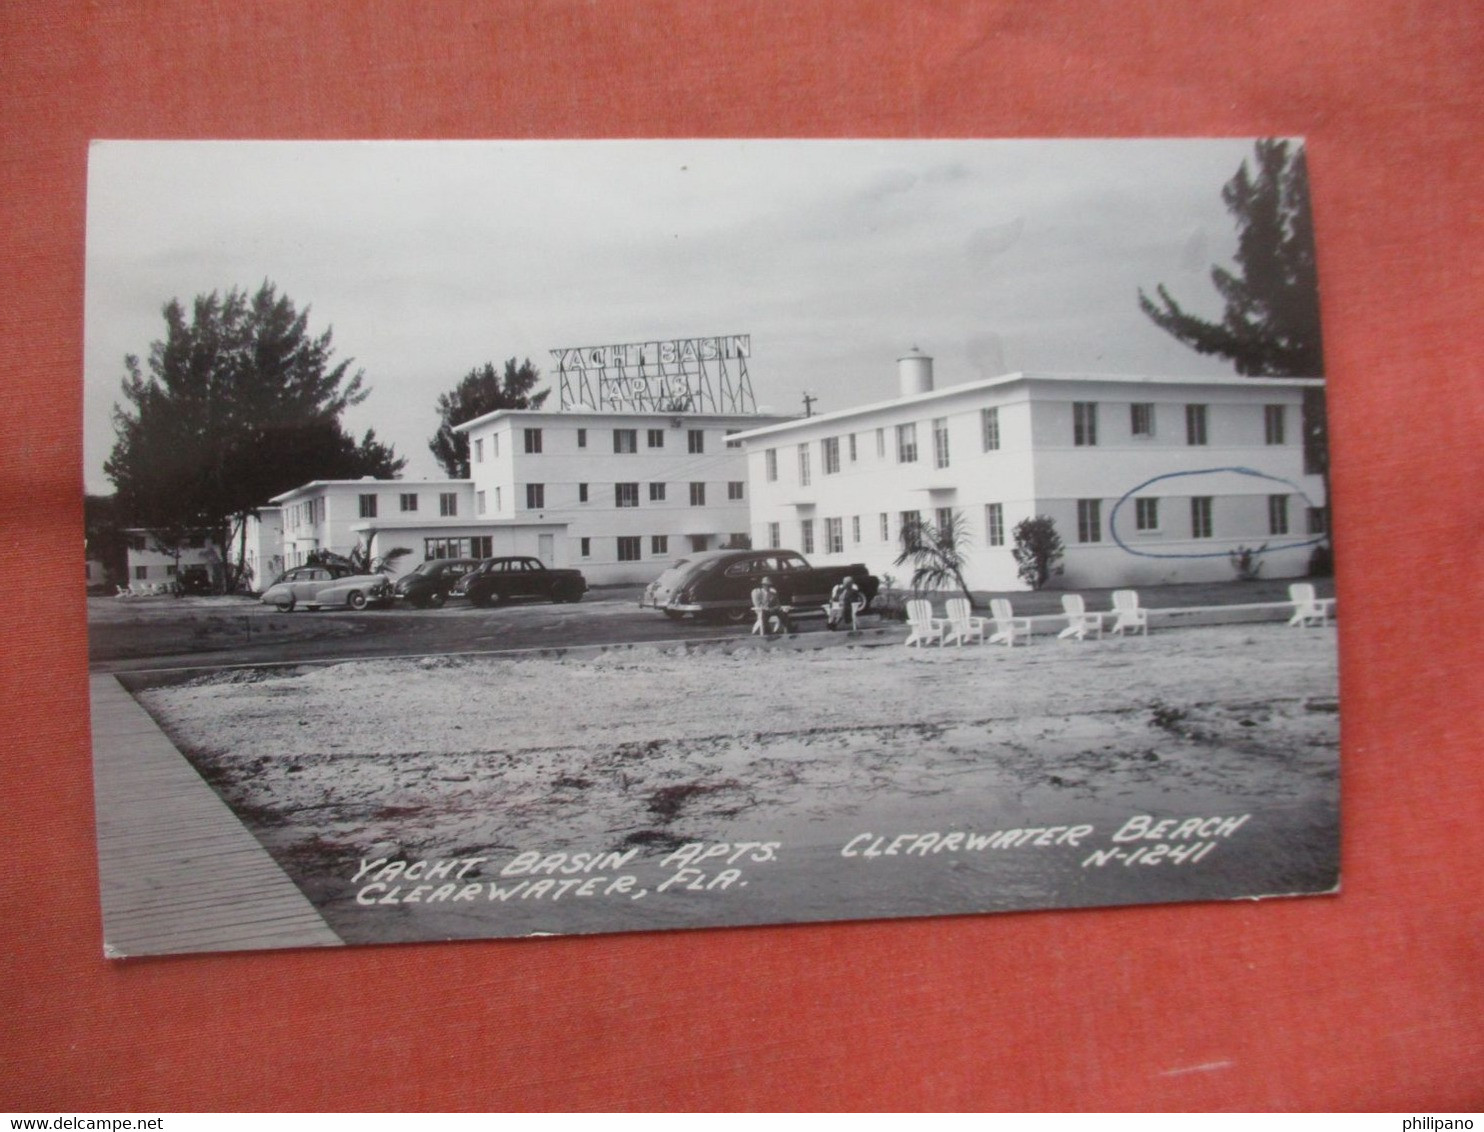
(802, 392, 817, 418)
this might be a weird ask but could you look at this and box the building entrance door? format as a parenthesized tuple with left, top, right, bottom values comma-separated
(538, 534, 554, 564)
(689, 535, 709, 553)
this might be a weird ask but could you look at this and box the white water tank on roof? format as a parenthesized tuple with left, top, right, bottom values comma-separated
(898, 347, 934, 397)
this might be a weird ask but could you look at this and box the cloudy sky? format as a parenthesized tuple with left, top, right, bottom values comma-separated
(83, 138, 1264, 493)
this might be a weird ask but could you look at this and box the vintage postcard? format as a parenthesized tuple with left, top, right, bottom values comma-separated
(84, 139, 1339, 956)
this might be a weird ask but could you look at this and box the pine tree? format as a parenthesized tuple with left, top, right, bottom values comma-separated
(428, 359, 549, 478)
(1139, 139, 1329, 491)
(105, 282, 404, 590)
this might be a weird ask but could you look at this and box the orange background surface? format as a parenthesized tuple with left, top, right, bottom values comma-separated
(2, 1, 1480, 1112)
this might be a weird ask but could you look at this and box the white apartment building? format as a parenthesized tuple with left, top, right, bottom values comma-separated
(455, 409, 787, 584)
(123, 529, 221, 586)
(733, 352, 1328, 592)
(269, 477, 566, 578)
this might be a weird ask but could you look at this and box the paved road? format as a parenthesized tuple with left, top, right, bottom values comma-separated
(88, 587, 852, 673)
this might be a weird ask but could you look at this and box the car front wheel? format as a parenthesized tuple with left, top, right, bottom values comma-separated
(428, 591, 446, 609)
(274, 593, 295, 612)
(347, 590, 368, 611)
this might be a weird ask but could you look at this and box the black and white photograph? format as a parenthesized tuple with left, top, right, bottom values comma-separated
(83, 138, 1339, 957)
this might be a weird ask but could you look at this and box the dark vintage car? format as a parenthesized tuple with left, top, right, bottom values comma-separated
(392, 557, 481, 608)
(640, 549, 879, 623)
(450, 556, 588, 608)
(259, 563, 393, 612)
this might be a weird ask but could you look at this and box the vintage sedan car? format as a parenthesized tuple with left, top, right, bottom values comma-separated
(640, 549, 879, 623)
(450, 556, 588, 608)
(259, 563, 393, 612)
(392, 557, 481, 608)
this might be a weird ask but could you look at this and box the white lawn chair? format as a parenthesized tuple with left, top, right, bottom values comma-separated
(988, 598, 1033, 647)
(1108, 589, 1149, 636)
(904, 599, 946, 647)
(941, 597, 987, 646)
(1058, 594, 1103, 640)
(1288, 582, 1335, 627)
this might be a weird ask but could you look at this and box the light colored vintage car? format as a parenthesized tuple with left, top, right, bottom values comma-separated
(259, 564, 393, 612)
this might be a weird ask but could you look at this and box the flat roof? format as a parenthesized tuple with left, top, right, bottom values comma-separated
(270, 478, 473, 504)
(729, 370, 1324, 442)
(453, 408, 794, 434)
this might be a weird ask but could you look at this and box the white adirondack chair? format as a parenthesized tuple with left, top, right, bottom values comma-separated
(1288, 582, 1335, 627)
(904, 599, 946, 647)
(941, 597, 987, 646)
(1108, 589, 1149, 636)
(988, 598, 1033, 646)
(1058, 594, 1103, 640)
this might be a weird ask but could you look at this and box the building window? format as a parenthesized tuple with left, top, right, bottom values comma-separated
(524, 428, 542, 454)
(577, 428, 587, 448)
(617, 536, 642, 562)
(767, 522, 780, 549)
(798, 444, 811, 486)
(880, 513, 890, 541)
(1191, 496, 1213, 539)
(728, 481, 744, 501)
(439, 492, 458, 517)
(474, 438, 484, 463)
(1077, 499, 1101, 543)
(424, 536, 493, 560)
(578, 482, 589, 504)
(649, 482, 666, 502)
(689, 482, 706, 506)
(876, 428, 886, 458)
(476, 490, 486, 515)
(165, 564, 177, 576)
(896, 422, 918, 463)
(1074, 402, 1098, 446)
(651, 535, 669, 556)
(491, 434, 499, 458)
(494, 487, 501, 512)
(688, 429, 705, 454)
(1265, 405, 1286, 445)
(981, 407, 1000, 451)
(647, 428, 664, 449)
(823, 436, 840, 475)
(725, 429, 740, 448)
(935, 507, 954, 536)
(526, 483, 545, 510)
(1307, 507, 1327, 535)
(1268, 494, 1290, 535)
(474, 536, 492, 558)
(613, 429, 637, 454)
(359, 493, 377, 519)
(985, 503, 1005, 547)
(765, 449, 778, 482)
(580, 538, 590, 558)
(615, 483, 639, 508)
(1186, 404, 1208, 446)
(932, 418, 950, 468)
(1131, 403, 1155, 437)
(801, 519, 815, 555)
(851, 515, 861, 544)
(848, 434, 858, 462)
(399, 493, 418, 512)
(826, 517, 844, 554)
(1135, 497, 1159, 532)
(900, 511, 922, 549)
(134, 565, 147, 580)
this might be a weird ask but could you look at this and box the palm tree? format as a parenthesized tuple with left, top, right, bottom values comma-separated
(895, 511, 976, 607)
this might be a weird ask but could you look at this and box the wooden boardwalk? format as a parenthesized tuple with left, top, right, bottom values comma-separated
(90, 675, 342, 957)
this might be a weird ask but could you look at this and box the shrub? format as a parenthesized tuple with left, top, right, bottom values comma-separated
(1228, 543, 1267, 581)
(1011, 516, 1064, 590)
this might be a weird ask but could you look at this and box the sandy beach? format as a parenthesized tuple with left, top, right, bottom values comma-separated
(135, 624, 1341, 943)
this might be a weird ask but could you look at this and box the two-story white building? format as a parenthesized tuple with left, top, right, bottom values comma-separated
(267, 477, 562, 573)
(733, 352, 1327, 591)
(454, 409, 787, 584)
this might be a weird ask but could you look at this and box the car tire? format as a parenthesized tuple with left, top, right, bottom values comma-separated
(663, 610, 686, 621)
(428, 591, 446, 609)
(722, 607, 752, 625)
(553, 583, 582, 604)
(347, 590, 368, 611)
(274, 594, 295, 613)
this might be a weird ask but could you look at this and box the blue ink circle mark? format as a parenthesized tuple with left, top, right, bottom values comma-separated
(1108, 466, 1326, 560)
